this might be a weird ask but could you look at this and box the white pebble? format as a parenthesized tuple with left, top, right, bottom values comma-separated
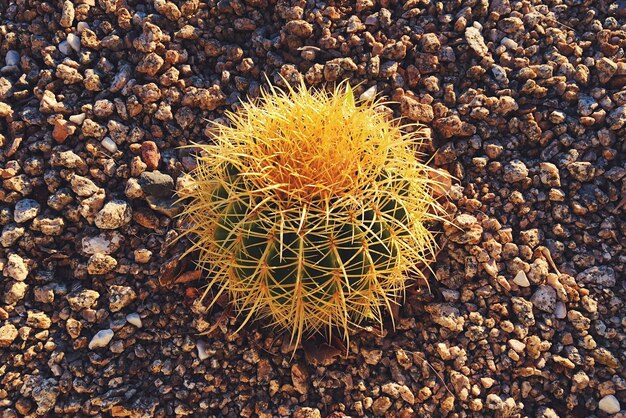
(359, 85, 377, 102)
(513, 270, 530, 287)
(5, 50, 19, 66)
(69, 113, 86, 125)
(197, 340, 210, 360)
(599, 395, 621, 414)
(126, 312, 142, 328)
(58, 41, 71, 55)
(101, 137, 118, 153)
(67, 33, 81, 52)
(501, 37, 518, 49)
(88, 329, 114, 349)
(555, 301, 567, 319)
(76, 22, 90, 33)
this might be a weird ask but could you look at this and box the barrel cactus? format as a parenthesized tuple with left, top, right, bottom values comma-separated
(178, 82, 446, 346)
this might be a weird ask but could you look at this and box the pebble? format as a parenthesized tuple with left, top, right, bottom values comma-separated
(197, 340, 210, 360)
(576, 266, 616, 288)
(359, 85, 377, 102)
(503, 160, 529, 183)
(4, 253, 29, 281)
(607, 105, 626, 130)
(139, 171, 174, 197)
(101, 137, 118, 153)
(82, 232, 123, 255)
(89, 329, 114, 350)
(513, 270, 530, 287)
(126, 313, 142, 328)
(140, 141, 161, 170)
(66, 289, 100, 311)
(14, 199, 39, 223)
(70, 175, 100, 197)
(400, 95, 434, 123)
(5, 50, 19, 66)
(5, 281, 28, 304)
(555, 302, 567, 319)
(1, 224, 25, 247)
(67, 33, 81, 52)
(94, 200, 132, 229)
(531, 285, 556, 313)
(87, 253, 118, 274)
(0, 323, 18, 347)
(58, 41, 71, 55)
(599, 395, 621, 414)
(465, 27, 489, 56)
(108, 285, 137, 312)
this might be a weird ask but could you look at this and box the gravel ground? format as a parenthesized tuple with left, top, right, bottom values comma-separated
(1, 0, 625, 417)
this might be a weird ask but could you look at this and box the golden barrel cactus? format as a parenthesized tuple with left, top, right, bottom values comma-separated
(179, 83, 446, 346)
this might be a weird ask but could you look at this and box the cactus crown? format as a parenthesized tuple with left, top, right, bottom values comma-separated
(179, 82, 446, 347)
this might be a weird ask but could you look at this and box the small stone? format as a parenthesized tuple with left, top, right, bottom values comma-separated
(109, 285, 137, 312)
(576, 266, 616, 288)
(508, 339, 526, 353)
(372, 396, 392, 416)
(1, 224, 25, 247)
(5, 281, 28, 304)
(359, 85, 377, 102)
(567, 162, 595, 182)
(425, 303, 465, 332)
(13, 199, 39, 223)
(70, 175, 99, 197)
(140, 141, 161, 170)
(4, 253, 29, 281)
(136, 53, 164, 77)
(134, 248, 152, 264)
(486, 394, 504, 410)
(382, 383, 415, 404)
(513, 270, 530, 287)
(465, 27, 489, 56)
(285, 20, 313, 38)
(5, 50, 20, 66)
(400, 96, 434, 123)
(52, 118, 77, 143)
(291, 363, 309, 395)
(607, 105, 626, 130)
(138, 171, 174, 197)
(82, 232, 123, 255)
(145, 195, 182, 218)
(27, 311, 51, 329)
(58, 41, 71, 55)
(126, 313, 142, 328)
(512, 297, 535, 326)
(101, 137, 118, 153)
(67, 33, 81, 52)
(293, 407, 322, 418)
(539, 162, 560, 187)
(0, 323, 18, 347)
(555, 302, 567, 319)
(599, 395, 621, 414)
(69, 113, 85, 124)
(87, 253, 118, 274)
(66, 289, 100, 311)
(95, 200, 132, 229)
(60, 0, 75, 27)
(504, 160, 528, 183)
(197, 340, 210, 360)
(421, 33, 441, 53)
(531, 285, 556, 313)
(89, 329, 114, 349)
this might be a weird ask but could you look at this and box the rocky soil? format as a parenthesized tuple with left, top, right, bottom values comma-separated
(0, 0, 625, 417)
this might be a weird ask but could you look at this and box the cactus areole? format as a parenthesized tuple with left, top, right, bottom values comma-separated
(178, 82, 445, 347)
